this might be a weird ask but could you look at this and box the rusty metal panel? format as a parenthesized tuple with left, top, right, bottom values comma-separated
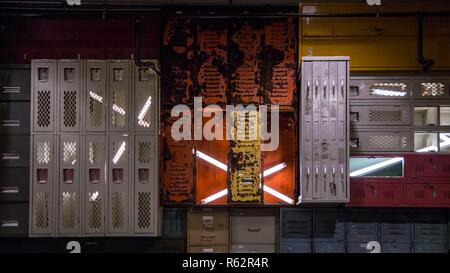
(229, 20, 262, 105)
(196, 22, 228, 105)
(228, 110, 262, 203)
(263, 112, 296, 205)
(161, 108, 195, 204)
(162, 18, 195, 105)
(195, 110, 228, 205)
(262, 18, 297, 106)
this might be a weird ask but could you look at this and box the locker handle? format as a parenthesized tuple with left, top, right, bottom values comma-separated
(2, 120, 21, 127)
(340, 80, 345, 97)
(2, 87, 21, 93)
(332, 167, 336, 178)
(306, 167, 310, 178)
(0, 221, 19, 228)
(332, 80, 335, 95)
(0, 187, 19, 194)
(315, 167, 318, 178)
(315, 80, 319, 96)
(306, 81, 310, 98)
(1, 153, 20, 160)
(323, 166, 327, 178)
(323, 80, 327, 98)
(247, 227, 261, 232)
(340, 167, 344, 178)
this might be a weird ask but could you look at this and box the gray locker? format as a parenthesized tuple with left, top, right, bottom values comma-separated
(133, 62, 158, 133)
(349, 77, 412, 100)
(413, 210, 448, 243)
(313, 210, 347, 241)
(300, 56, 349, 203)
(0, 102, 30, 134)
(380, 210, 411, 243)
(231, 209, 276, 244)
(57, 135, 80, 236)
(133, 135, 158, 235)
(0, 203, 29, 236)
(0, 64, 31, 101)
(30, 134, 55, 236)
(350, 104, 412, 126)
(58, 60, 81, 132)
(32, 60, 56, 132)
(107, 134, 130, 235)
(0, 168, 29, 202)
(85, 60, 107, 132)
(347, 210, 379, 242)
(413, 78, 450, 99)
(350, 130, 413, 152)
(280, 209, 312, 240)
(108, 60, 130, 132)
(82, 135, 107, 236)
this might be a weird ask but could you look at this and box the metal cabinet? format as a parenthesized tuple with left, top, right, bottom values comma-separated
(0, 203, 29, 236)
(0, 168, 29, 202)
(380, 210, 411, 243)
(0, 102, 30, 134)
(413, 210, 447, 244)
(189, 245, 228, 253)
(188, 208, 228, 247)
(163, 208, 187, 239)
(381, 242, 411, 253)
(350, 129, 413, 152)
(84, 60, 107, 132)
(300, 56, 350, 203)
(349, 77, 412, 100)
(0, 135, 30, 168)
(413, 78, 450, 99)
(347, 210, 379, 242)
(280, 209, 312, 240)
(133, 62, 158, 133)
(229, 244, 275, 253)
(350, 104, 412, 127)
(108, 60, 131, 132)
(231, 209, 277, 244)
(32, 60, 57, 132)
(58, 60, 81, 133)
(0, 64, 31, 101)
(279, 240, 311, 253)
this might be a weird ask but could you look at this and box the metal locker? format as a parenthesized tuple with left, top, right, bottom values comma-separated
(229, 244, 275, 253)
(189, 245, 228, 253)
(280, 209, 312, 240)
(313, 241, 345, 253)
(85, 60, 107, 132)
(347, 210, 379, 243)
(380, 210, 412, 243)
(279, 240, 311, 253)
(57, 135, 80, 236)
(313, 209, 347, 242)
(0, 64, 31, 101)
(58, 60, 81, 132)
(231, 209, 277, 245)
(350, 130, 413, 152)
(163, 208, 187, 239)
(0, 135, 30, 168)
(30, 134, 55, 236)
(82, 135, 107, 236)
(107, 134, 130, 235)
(349, 77, 412, 100)
(413, 210, 448, 243)
(108, 60, 130, 132)
(381, 242, 412, 253)
(32, 60, 56, 132)
(413, 78, 450, 99)
(133, 135, 158, 235)
(188, 208, 229, 246)
(0, 168, 29, 203)
(0, 102, 30, 134)
(0, 203, 29, 236)
(350, 104, 412, 126)
(133, 61, 158, 133)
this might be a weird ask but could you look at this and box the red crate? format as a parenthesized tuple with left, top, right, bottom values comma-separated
(405, 154, 450, 178)
(405, 181, 450, 207)
(348, 179, 404, 207)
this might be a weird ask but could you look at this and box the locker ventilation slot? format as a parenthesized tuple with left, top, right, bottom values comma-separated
(35, 192, 49, 229)
(421, 82, 445, 97)
(138, 192, 152, 229)
(369, 135, 408, 149)
(62, 192, 76, 229)
(369, 83, 407, 97)
(37, 141, 50, 164)
(137, 88, 152, 128)
(89, 90, 103, 127)
(37, 90, 51, 127)
(88, 192, 102, 232)
(63, 91, 77, 127)
(89, 142, 100, 164)
(369, 110, 402, 122)
(63, 142, 77, 163)
(111, 192, 125, 229)
(112, 90, 126, 128)
(138, 142, 151, 164)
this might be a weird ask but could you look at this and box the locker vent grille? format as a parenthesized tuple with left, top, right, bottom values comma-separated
(37, 90, 51, 127)
(112, 90, 126, 128)
(138, 141, 151, 164)
(88, 192, 102, 232)
(111, 192, 125, 229)
(89, 90, 103, 127)
(62, 192, 76, 229)
(89, 141, 100, 164)
(420, 82, 445, 97)
(63, 91, 77, 127)
(35, 192, 49, 229)
(368, 135, 408, 149)
(63, 141, 77, 163)
(37, 141, 50, 164)
(138, 192, 152, 229)
(369, 110, 403, 122)
(137, 87, 152, 128)
(369, 83, 407, 96)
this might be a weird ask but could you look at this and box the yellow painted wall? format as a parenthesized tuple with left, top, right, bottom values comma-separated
(299, 2, 450, 71)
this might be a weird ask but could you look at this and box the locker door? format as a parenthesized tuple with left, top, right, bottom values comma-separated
(336, 60, 349, 200)
(58, 60, 81, 132)
(133, 135, 158, 235)
(317, 60, 329, 200)
(107, 135, 130, 235)
(32, 60, 56, 132)
(57, 135, 80, 236)
(85, 60, 107, 132)
(350, 104, 412, 127)
(83, 135, 106, 236)
(133, 62, 158, 133)
(328, 61, 340, 200)
(108, 60, 130, 132)
(300, 60, 313, 200)
(31, 135, 55, 236)
(312, 61, 322, 199)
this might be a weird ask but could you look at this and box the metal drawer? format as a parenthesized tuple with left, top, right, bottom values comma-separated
(229, 244, 275, 253)
(347, 211, 379, 242)
(188, 208, 228, 246)
(188, 245, 228, 253)
(350, 130, 413, 152)
(0, 65, 31, 101)
(414, 243, 448, 253)
(413, 210, 447, 243)
(349, 78, 412, 100)
(0, 203, 29, 236)
(0, 168, 29, 202)
(281, 209, 312, 240)
(231, 210, 276, 244)
(381, 242, 411, 253)
(0, 135, 30, 167)
(163, 208, 187, 239)
(313, 241, 345, 253)
(380, 210, 412, 243)
(313, 210, 347, 241)
(350, 104, 411, 127)
(0, 102, 30, 134)
(279, 240, 311, 253)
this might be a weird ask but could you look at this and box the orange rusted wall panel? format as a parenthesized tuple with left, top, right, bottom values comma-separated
(161, 108, 195, 204)
(196, 21, 228, 105)
(262, 18, 297, 106)
(162, 18, 195, 105)
(229, 20, 262, 105)
(263, 112, 296, 205)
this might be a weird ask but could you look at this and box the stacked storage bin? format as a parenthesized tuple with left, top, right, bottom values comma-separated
(313, 209, 347, 253)
(279, 208, 312, 253)
(160, 208, 187, 253)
